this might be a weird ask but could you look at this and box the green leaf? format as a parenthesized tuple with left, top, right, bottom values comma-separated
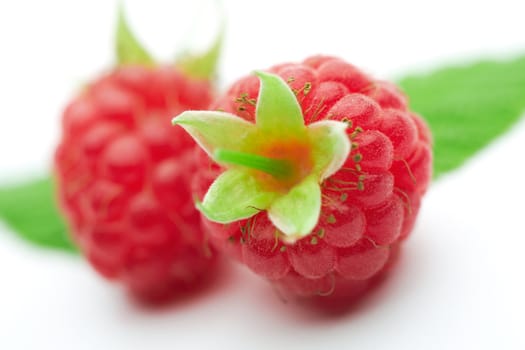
(0, 177, 77, 252)
(115, 6, 155, 66)
(198, 169, 277, 223)
(255, 71, 306, 138)
(307, 120, 350, 180)
(268, 175, 321, 240)
(399, 56, 525, 178)
(172, 111, 258, 156)
(176, 27, 223, 80)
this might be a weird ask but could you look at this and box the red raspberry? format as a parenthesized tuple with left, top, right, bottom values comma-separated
(55, 60, 220, 302)
(185, 56, 432, 303)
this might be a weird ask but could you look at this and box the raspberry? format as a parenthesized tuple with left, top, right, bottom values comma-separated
(54, 11, 221, 302)
(55, 65, 216, 301)
(174, 55, 432, 303)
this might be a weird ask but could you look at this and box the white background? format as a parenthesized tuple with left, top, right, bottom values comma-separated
(1, 0, 524, 349)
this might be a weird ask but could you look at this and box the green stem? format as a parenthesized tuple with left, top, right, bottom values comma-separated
(214, 149, 293, 178)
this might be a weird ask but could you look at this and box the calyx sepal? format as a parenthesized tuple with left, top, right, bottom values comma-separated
(115, 6, 155, 66)
(172, 72, 350, 242)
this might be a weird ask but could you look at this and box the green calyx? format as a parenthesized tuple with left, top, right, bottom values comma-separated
(173, 71, 350, 242)
(115, 6, 221, 80)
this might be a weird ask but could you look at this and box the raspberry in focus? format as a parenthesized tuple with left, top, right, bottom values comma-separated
(188, 56, 432, 302)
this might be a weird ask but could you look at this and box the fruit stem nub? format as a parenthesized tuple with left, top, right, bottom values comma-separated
(214, 149, 293, 178)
